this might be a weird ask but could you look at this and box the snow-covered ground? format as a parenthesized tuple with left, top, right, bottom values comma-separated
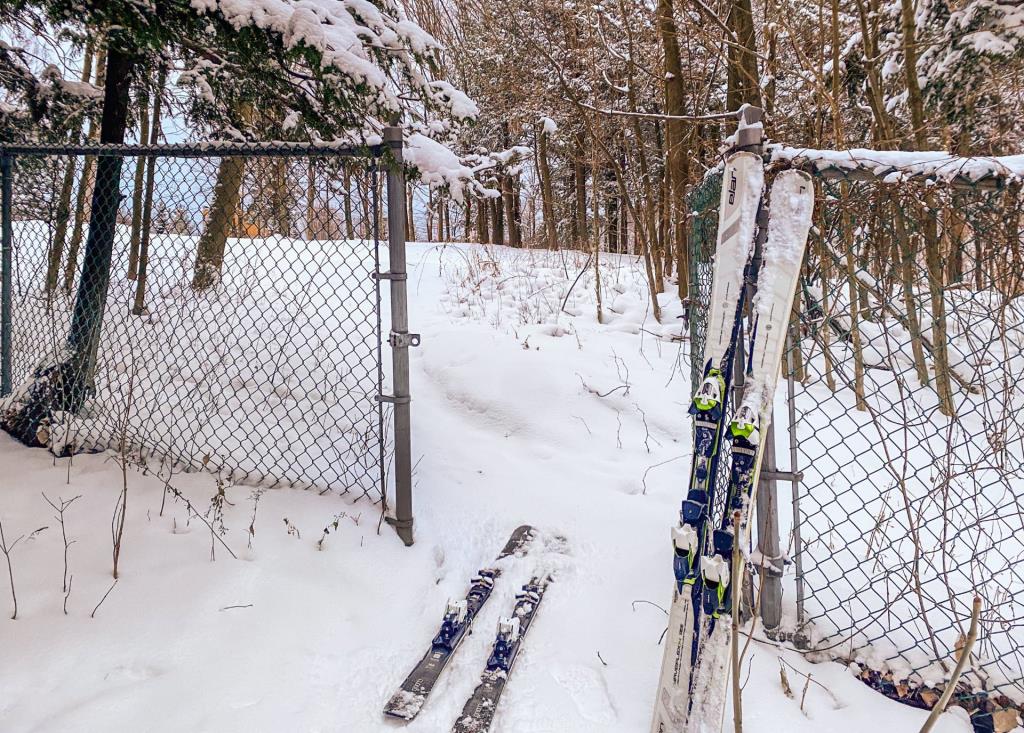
(0, 241, 977, 732)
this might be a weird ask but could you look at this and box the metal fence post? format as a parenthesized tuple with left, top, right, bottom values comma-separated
(383, 127, 416, 546)
(1, 153, 12, 397)
(785, 329, 807, 642)
(733, 105, 786, 631)
(756, 422, 784, 630)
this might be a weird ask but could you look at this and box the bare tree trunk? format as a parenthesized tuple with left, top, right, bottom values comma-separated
(922, 204, 956, 416)
(511, 180, 522, 247)
(659, 162, 672, 280)
(815, 189, 838, 391)
(657, 0, 690, 295)
(45, 40, 95, 296)
(841, 189, 867, 411)
(438, 196, 445, 242)
(763, 20, 778, 120)
(606, 181, 619, 253)
(193, 157, 245, 289)
(343, 169, 355, 239)
(619, 188, 628, 255)
(132, 66, 165, 315)
(899, 0, 928, 149)
(616, 2, 665, 303)
(591, 142, 603, 324)
(526, 194, 536, 243)
(63, 46, 107, 295)
(127, 85, 149, 280)
(502, 175, 517, 247)
(892, 199, 932, 388)
(537, 120, 558, 250)
(854, 0, 896, 147)
(356, 176, 370, 238)
(478, 195, 489, 244)
(271, 159, 290, 236)
(406, 186, 416, 241)
(492, 195, 504, 246)
(897, 4, 953, 412)
(305, 159, 316, 239)
(425, 189, 433, 243)
(726, 0, 762, 111)
(573, 133, 587, 247)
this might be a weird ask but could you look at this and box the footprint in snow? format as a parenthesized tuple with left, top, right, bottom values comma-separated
(550, 663, 617, 724)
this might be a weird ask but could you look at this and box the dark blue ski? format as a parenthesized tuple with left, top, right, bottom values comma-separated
(384, 526, 536, 721)
(451, 576, 550, 733)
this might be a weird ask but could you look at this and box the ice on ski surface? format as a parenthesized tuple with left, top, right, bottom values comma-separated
(739, 171, 814, 419)
(0, 235, 980, 732)
(385, 689, 426, 718)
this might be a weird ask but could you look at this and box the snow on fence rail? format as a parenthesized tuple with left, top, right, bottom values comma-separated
(0, 138, 417, 544)
(689, 150, 1024, 724)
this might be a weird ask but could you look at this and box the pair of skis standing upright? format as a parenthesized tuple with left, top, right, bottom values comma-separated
(651, 142, 815, 732)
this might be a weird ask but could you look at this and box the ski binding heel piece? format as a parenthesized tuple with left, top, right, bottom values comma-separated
(672, 524, 700, 588)
(729, 404, 758, 440)
(701, 554, 731, 617)
(497, 616, 521, 644)
(692, 370, 726, 413)
(445, 599, 468, 625)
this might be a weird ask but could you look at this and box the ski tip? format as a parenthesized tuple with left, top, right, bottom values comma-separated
(726, 150, 762, 165)
(774, 168, 813, 186)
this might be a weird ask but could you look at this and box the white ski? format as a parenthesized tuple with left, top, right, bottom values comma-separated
(702, 153, 765, 369)
(650, 151, 763, 733)
(687, 169, 815, 732)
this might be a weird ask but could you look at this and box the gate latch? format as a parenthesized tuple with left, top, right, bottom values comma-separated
(389, 331, 421, 348)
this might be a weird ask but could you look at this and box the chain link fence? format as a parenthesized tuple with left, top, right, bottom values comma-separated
(688, 151, 1024, 725)
(0, 140, 414, 536)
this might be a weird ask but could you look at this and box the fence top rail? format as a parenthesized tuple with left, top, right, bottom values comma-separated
(0, 139, 397, 159)
(768, 144, 1024, 191)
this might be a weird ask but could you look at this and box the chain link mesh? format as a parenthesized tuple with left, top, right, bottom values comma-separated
(689, 161, 1024, 716)
(1, 145, 390, 505)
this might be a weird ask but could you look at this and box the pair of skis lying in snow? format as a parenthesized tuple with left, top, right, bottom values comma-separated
(651, 154, 815, 733)
(384, 525, 549, 733)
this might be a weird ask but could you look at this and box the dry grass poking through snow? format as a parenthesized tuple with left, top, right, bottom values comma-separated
(429, 242, 687, 341)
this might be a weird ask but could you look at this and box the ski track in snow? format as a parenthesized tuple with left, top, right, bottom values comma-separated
(0, 240, 977, 732)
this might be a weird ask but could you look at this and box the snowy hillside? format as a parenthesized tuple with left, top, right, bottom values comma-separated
(0, 241, 974, 733)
